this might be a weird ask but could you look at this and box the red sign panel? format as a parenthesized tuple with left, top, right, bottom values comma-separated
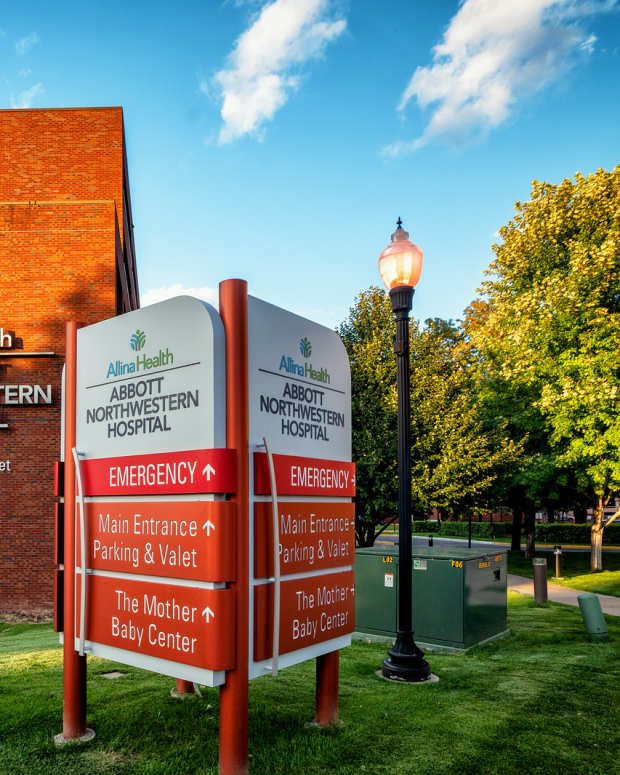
(80, 448, 236, 496)
(254, 569, 354, 662)
(76, 574, 235, 671)
(254, 453, 355, 497)
(254, 502, 355, 578)
(77, 501, 236, 582)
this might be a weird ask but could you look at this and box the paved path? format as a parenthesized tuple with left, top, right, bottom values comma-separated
(508, 574, 620, 616)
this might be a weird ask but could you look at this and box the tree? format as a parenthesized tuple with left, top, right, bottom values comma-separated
(408, 318, 520, 521)
(339, 287, 519, 546)
(472, 167, 620, 569)
(461, 298, 565, 557)
(338, 287, 398, 546)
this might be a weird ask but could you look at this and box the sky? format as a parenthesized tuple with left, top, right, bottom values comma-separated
(1, 0, 619, 329)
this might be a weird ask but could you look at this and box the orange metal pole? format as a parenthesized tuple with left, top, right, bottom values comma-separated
(218, 279, 249, 775)
(63, 321, 87, 738)
(175, 679, 195, 694)
(315, 650, 339, 726)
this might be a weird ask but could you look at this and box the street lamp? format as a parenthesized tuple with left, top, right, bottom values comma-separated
(378, 218, 430, 682)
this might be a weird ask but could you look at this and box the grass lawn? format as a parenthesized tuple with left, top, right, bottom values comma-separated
(1, 594, 619, 775)
(507, 551, 620, 597)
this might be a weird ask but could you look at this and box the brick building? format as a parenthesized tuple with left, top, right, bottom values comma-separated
(0, 107, 139, 614)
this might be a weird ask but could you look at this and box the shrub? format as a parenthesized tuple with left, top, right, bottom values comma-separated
(535, 523, 620, 544)
(410, 520, 513, 538)
(390, 520, 619, 544)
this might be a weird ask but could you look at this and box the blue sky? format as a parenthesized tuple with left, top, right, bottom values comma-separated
(2, 0, 619, 329)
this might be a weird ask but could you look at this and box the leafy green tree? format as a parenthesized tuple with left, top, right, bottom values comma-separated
(472, 167, 620, 569)
(339, 288, 519, 546)
(461, 298, 564, 556)
(408, 318, 520, 522)
(338, 287, 397, 546)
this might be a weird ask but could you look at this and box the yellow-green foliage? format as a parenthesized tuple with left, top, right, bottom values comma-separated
(474, 167, 620, 500)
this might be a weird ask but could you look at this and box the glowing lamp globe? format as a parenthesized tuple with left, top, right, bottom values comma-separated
(378, 218, 423, 291)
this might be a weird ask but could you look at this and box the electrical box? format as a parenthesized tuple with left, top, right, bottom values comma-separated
(354, 546, 508, 650)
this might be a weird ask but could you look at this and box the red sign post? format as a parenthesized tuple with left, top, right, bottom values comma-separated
(81, 448, 237, 496)
(59, 284, 354, 775)
(219, 278, 250, 775)
(254, 570, 355, 661)
(79, 500, 236, 581)
(76, 575, 235, 670)
(254, 502, 355, 577)
(254, 452, 355, 497)
(61, 321, 88, 742)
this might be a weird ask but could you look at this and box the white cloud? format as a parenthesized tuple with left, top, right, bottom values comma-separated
(384, 0, 618, 155)
(15, 32, 40, 55)
(212, 0, 346, 144)
(140, 284, 219, 309)
(579, 33, 597, 53)
(10, 82, 44, 109)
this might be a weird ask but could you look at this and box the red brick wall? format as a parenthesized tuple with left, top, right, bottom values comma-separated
(0, 108, 136, 614)
(0, 107, 126, 245)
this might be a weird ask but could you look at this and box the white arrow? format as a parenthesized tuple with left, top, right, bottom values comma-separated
(203, 519, 216, 535)
(202, 606, 215, 623)
(202, 463, 216, 481)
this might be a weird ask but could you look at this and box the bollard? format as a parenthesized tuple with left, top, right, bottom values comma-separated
(532, 557, 548, 603)
(428, 535, 433, 547)
(553, 545, 563, 579)
(578, 593, 608, 640)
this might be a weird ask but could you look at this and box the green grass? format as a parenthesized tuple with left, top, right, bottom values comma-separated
(1, 596, 620, 775)
(507, 551, 620, 597)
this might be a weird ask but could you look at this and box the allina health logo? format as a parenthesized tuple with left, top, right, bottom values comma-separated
(278, 336, 330, 384)
(106, 329, 174, 378)
(299, 337, 312, 358)
(130, 329, 146, 351)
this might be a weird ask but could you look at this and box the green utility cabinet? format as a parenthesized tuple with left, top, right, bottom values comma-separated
(354, 546, 508, 650)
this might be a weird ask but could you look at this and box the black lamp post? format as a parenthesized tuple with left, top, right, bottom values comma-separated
(378, 218, 430, 682)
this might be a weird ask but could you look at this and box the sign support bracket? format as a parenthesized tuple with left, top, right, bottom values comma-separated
(72, 448, 87, 657)
(261, 437, 280, 678)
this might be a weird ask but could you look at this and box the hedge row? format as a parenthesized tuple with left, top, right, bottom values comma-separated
(534, 523, 620, 544)
(406, 520, 620, 544)
(410, 520, 512, 538)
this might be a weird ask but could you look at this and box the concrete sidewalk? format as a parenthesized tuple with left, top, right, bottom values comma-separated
(508, 574, 620, 616)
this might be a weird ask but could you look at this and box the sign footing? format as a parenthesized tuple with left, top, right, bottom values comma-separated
(54, 728, 96, 747)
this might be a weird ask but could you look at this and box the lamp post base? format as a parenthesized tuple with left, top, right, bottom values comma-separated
(382, 631, 431, 682)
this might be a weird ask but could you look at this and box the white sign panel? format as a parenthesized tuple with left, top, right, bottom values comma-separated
(76, 296, 225, 458)
(247, 295, 354, 680)
(247, 296, 351, 461)
(72, 296, 228, 687)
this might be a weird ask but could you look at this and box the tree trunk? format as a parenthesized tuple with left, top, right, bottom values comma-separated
(524, 508, 536, 559)
(590, 496, 604, 572)
(525, 530, 536, 559)
(545, 501, 554, 523)
(574, 503, 587, 524)
(511, 506, 522, 552)
(355, 518, 376, 548)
